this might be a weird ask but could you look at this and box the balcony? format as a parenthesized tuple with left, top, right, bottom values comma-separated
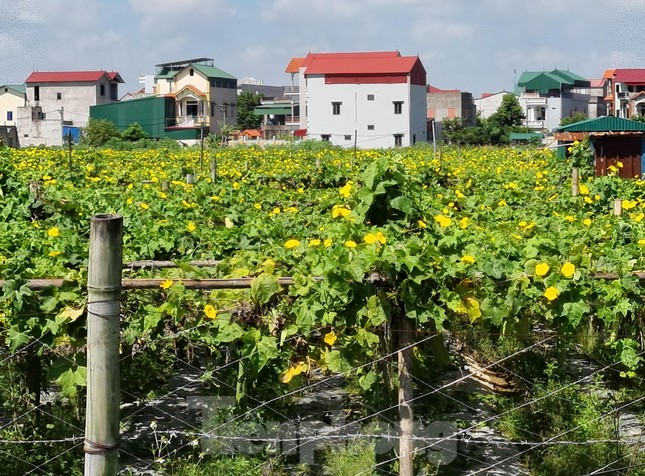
(283, 86, 299, 95)
(166, 116, 210, 128)
(524, 120, 545, 130)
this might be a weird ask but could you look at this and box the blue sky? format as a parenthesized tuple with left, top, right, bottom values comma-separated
(1, 0, 643, 98)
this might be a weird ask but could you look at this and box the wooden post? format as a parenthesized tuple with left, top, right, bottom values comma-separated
(571, 168, 579, 196)
(84, 214, 123, 476)
(186, 173, 194, 184)
(396, 312, 415, 476)
(614, 199, 623, 216)
(210, 158, 217, 181)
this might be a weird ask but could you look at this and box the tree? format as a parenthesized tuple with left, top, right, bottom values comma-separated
(236, 91, 263, 130)
(560, 111, 588, 126)
(121, 123, 148, 142)
(217, 120, 240, 146)
(81, 118, 121, 147)
(488, 94, 524, 129)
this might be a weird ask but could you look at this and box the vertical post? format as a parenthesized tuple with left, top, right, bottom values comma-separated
(571, 167, 579, 196)
(432, 119, 437, 159)
(396, 312, 415, 476)
(84, 214, 123, 476)
(614, 199, 623, 216)
(210, 159, 217, 182)
(68, 131, 73, 171)
(186, 173, 194, 184)
(200, 127, 205, 171)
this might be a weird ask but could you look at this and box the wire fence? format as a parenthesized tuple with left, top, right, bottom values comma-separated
(2, 260, 645, 475)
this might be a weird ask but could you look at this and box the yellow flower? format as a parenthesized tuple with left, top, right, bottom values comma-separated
(332, 205, 351, 219)
(339, 182, 352, 198)
(498, 199, 507, 207)
(254, 203, 262, 210)
(160, 279, 173, 289)
(47, 227, 60, 237)
(564, 215, 575, 222)
(622, 200, 637, 210)
(324, 331, 337, 346)
(203, 304, 217, 319)
(345, 240, 357, 248)
(459, 217, 470, 229)
(561, 262, 575, 278)
(535, 262, 550, 277)
(140, 202, 149, 210)
(418, 220, 427, 229)
(434, 215, 451, 228)
(186, 222, 196, 233)
(281, 362, 307, 384)
(638, 239, 645, 246)
(364, 233, 378, 244)
(158, 191, 167, 199)
(633, 213, 644, 223)
(583, 218, 592, 226)
(579, 184, 589, 195)
(584, 196, 593, 204)
(272, 207, 281, 214)
(543, 286, 560, 301)
(461, 255, 476, 264)
(374, 232, 387, 244)
(48, 250, 61, 257)
(284, 239, 301, 249)
(309, 238, 321, 247)
(324, 238, 333, 248)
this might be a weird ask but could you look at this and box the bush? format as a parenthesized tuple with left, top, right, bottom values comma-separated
(81, 118, 121, 147)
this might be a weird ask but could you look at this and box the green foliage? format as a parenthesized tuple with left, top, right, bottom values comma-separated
(323, 439, 376, 476)
(121, 122, 148, 142)
(560, 111, 588, 126)
(236, 91, 264, 130)
(81, 118, 121, 147)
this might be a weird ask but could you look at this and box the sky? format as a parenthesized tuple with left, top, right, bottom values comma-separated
(1, 0, 644, 98)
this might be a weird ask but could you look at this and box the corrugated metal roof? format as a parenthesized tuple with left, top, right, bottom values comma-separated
(0, 84, 25, 96)
(304, 55, 420, 75)
(26, 71, 124, 83)
(613, 69, 645, 84)
(554, 116, 645, 132)
(509, 132, 544, 140)
(518, 69, 588, 92)
(192, 64, 236, 80)
(253, 106, 292, 115)
(285, 57, 305, 74)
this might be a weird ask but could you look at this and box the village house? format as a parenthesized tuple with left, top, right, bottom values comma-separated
(0, 85, 25, 127)
(603, 69, 645, 119)
(474, 91, 512, 119)
(517, 69, 590, 132)
(426, 84, 475, 141)
(285, 51, 428, 148)
(17, 71, 123, 146)
(91, 58, 238, 141)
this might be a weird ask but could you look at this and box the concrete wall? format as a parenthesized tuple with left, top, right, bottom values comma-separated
(475, 93, 507, 119)
(305, 76, 425, 148)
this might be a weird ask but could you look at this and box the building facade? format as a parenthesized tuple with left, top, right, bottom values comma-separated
(153, 58, 237, 135)
(427, 84, 475, 141)
(286, 51, 427, 148)
(603, 69, 645, 118)
(0, 85, 25, 127)
(517, 69, 590, 132)
(475, 91, 511, 119)
(17, 71, 123, 146)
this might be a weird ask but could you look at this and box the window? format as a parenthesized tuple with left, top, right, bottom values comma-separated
(34, 86, 40, 101)
(6, 111, 12, 121)
(321, 134, 331, 141)
(393, 101, 403, 114)
(367, 94, 374, 101)
(394, 134, 403, 147)
(344, 135, 352, 140)
(57, 92, 62, 100)
(190, 68, 194, 76)
(100, 84, 105, 96)
(332, 102, 341, 115)
(367, 125, 374, 131)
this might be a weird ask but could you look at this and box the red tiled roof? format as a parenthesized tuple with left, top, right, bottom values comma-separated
(241, 129, 262, 137)
(427, 84, 459, 93)
(589, 78, 605, 88)
(613, 69, 645, 84)
(26, 71, 124, 83)
(285, 57, 305, 74)
(602, 69, 615, 80)
(302, 51, 419, 75)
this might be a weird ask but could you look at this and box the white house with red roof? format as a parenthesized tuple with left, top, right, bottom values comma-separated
(17, 70, 123, 146)
(285, 51, 427, 148)
(474, 91, 511, 119)
(603, 69, 645, 118)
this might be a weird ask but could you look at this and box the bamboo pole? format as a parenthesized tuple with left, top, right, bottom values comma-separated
(84, 214, 122, 476)
(123, 259, 221, 269)
(614, 199, 623, 216)
(571, 168, 579, 196)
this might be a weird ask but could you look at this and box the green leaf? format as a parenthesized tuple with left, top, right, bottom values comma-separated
(250, 273, 282, 305)
(358, 370, 378, 391)
(325, 350, 352, 373)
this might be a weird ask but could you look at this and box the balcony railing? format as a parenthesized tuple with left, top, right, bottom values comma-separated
(283, 86, 299, 95)
(166, 116, 210, 128)
(524, 120, 545, 129)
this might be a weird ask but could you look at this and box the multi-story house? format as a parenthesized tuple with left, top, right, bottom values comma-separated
(0, 85, 25, 127)
(153, 58, 237, 135)
(426, 84, 475, 141)
(517, 69, 590, 132)
(17, 71, 123, 146)
(285, 51, 428, 148)
(588, 78, 608, 118)
(603, 69, 645, 118)
(474, 91, 513, 119)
